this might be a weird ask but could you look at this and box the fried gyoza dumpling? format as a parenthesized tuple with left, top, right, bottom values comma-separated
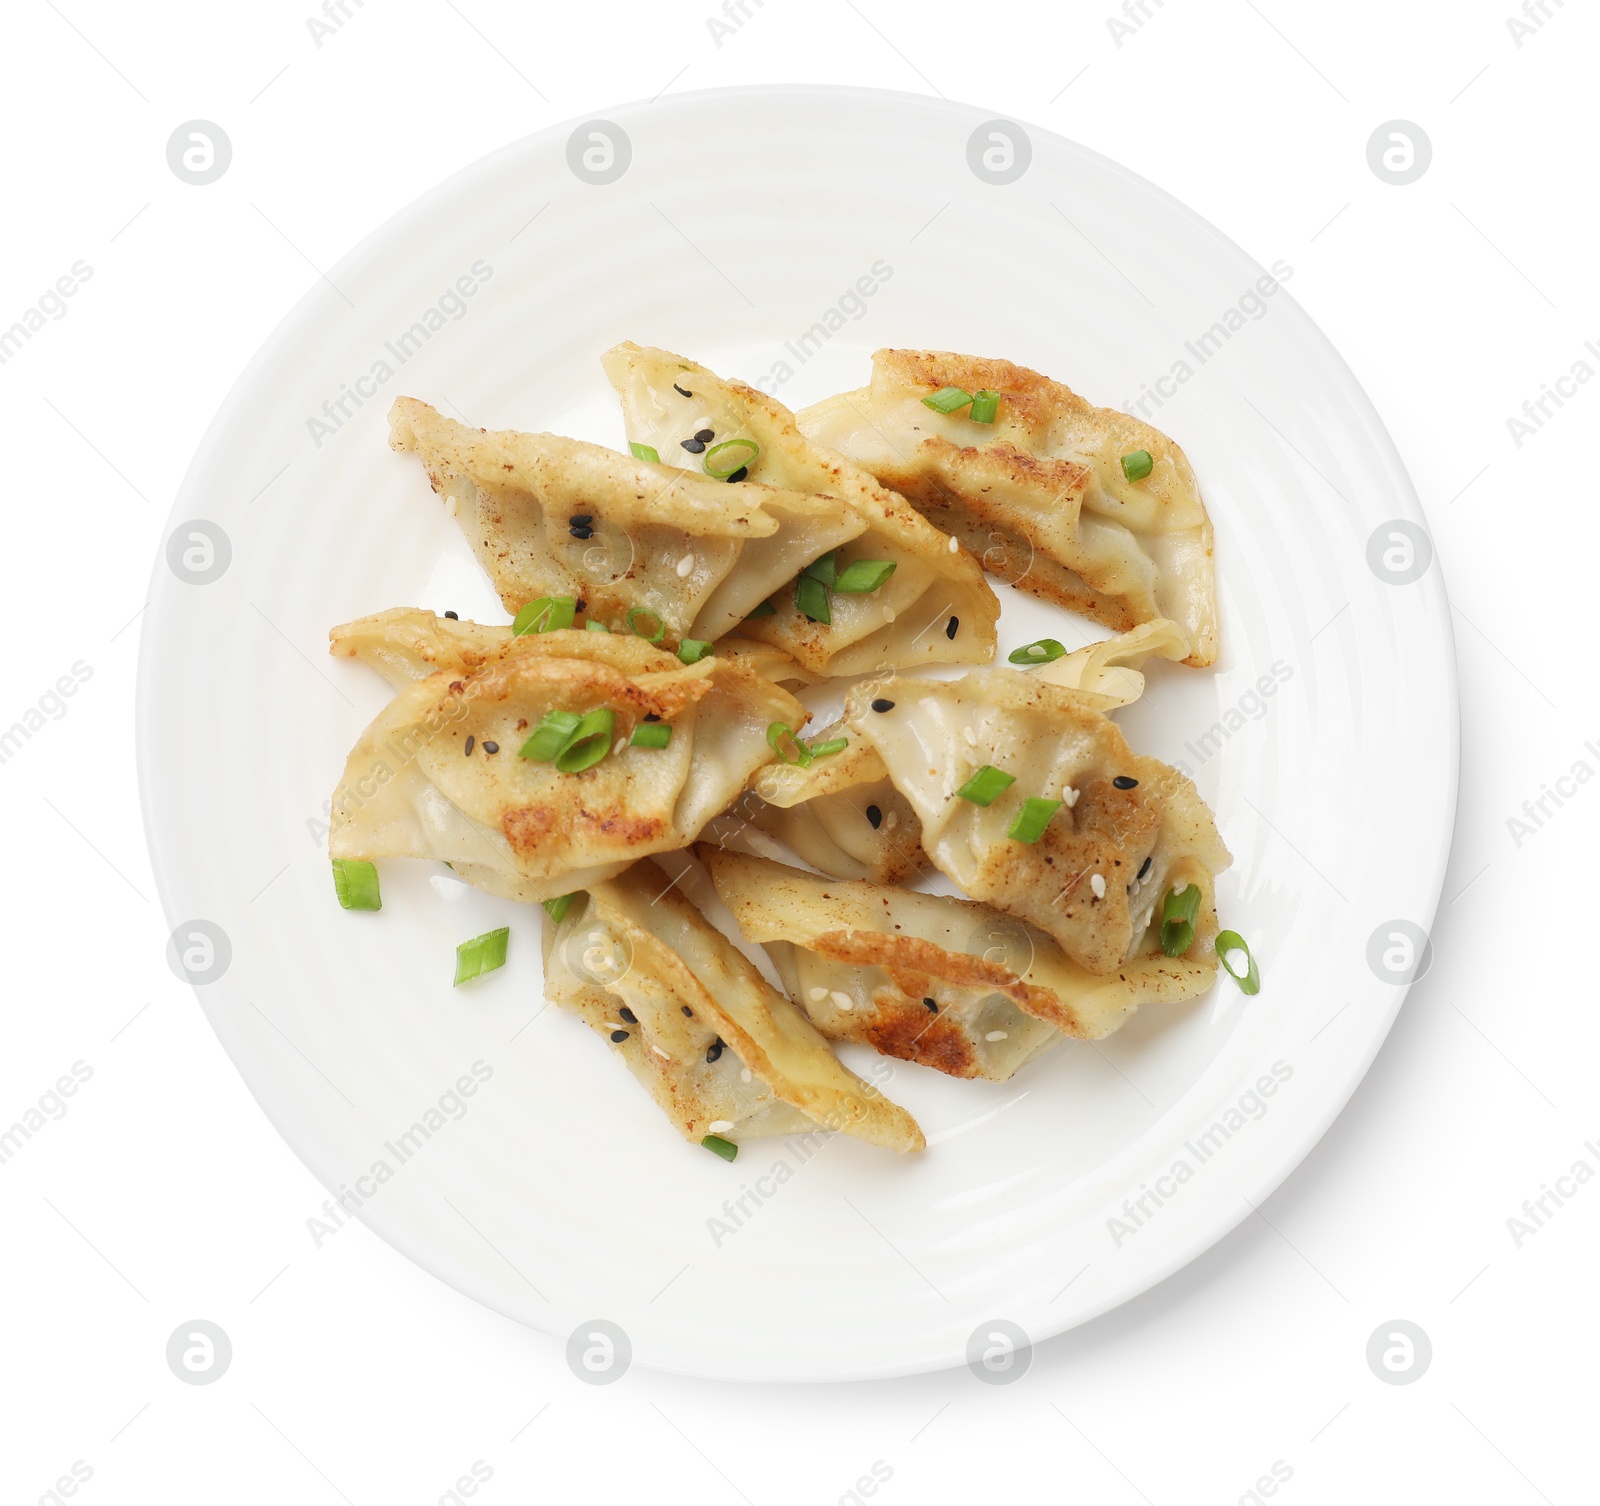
(843, 669, 1231, 975)
(328, 606, 814, 691)
(328, 633, 805, 904)
(389, 398, 864, 648)
(710, 718, 923, 885)
(704, 850, 1221, 1080)
(543, 862, 924, 1151)
(601, 343, 1000, 676)
(1035, 618, 1193, 710)
(798, 351, 1218, 666)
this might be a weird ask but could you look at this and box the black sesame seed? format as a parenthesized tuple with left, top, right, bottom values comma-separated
(681, 437, 706, 454)
(644, 712, 661, 723)
(866, 804, 883, 829)
(569, 514, 592, 526)
(705, 1039, 725, 1064)
(1137, 856, 1152, 880)
(464, 735, 475, 756)
(1113, 775, 1138, 789)
(724, 465, 749, 484)
(481, 741, 499, 755)
(569, 525, 593, 540)
(681, 1005, 693, 1018)
(619, 1006, 637, 1024)
(673, 383, 693, 398)
(924, 997, 938, 1013)
(444, 610, 459, 620)
(946, 616, 959, 639)
(693, 428, 714, 443)
(610, 1029, 629, 1043)
(870, 698, 895, 713)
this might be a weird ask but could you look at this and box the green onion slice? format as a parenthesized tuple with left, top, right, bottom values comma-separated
(968, 389, 1001, 424)
(704, 438, 760, 478)
(922, 385, 973, 414)
(794, 573, 831, 624)
(833, 559, 897, 594)
(767, 721, 812, 766)
(1160, 883, 1201, 956)
(512, 595, 576, 635)
(629, 441, 660, 463)
(745, 599, 777, 619)
(625, 606, 666, 643)
(554, 708, 617, 772)
(585, 620, 611, 633)
(542, 892, 579, 923)
(808, 737, 848, 758)
(701, 1134, 739, 1162)
(1121, 449, 1154, 482)
(1007, 639, 1068, 666)
(957, 765, 1016, 806)
(1215, 930, 1260, 994)
(801, 551, 838, 588)
(677, 638, 714, 664)
(519, 708, 583, 761)
(1007, 796, 1062, 844)
(331, 858, 381, 911)
(630, 722, 672, 749)
(454, 926, 509, 986)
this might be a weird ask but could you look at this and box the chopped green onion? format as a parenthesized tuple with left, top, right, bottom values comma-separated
(745, 599, 777, 619)
(1215, 930, 1260, 994)
(957, 765, 1016, 806)
(677, 638, 714, 664)
(1007, 639, 1068, 665)
(922, 386, 973, 414)
(1121, 449, 1154, 482)
(626, 606, 666, 643)
(542, 892, 579, 923)
(767, 721, 812, 766)
(512, 595, 576, 635)
(1160, 884, 1201, 956)
(704, 438, 760, 478)
(630, 722, 672, 749)
(801, 551, 838, 588)
(834, 559, 897, 593)
(519, 708, 583, 761)
(585, 620, 610, 633)
(629, 441, 660, 463)
(969, 389, 1001, 424)
(331, 858, 381, 911)
(808, 737, 849, 758)
(701, 1134, 739, 1162)
(1007, 796, 1062, 843)
(454, 926, 509, 986)
(555, 708, 617, 772)
(795, 573, 831, 624)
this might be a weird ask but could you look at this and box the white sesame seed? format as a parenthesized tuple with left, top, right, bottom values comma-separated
(985, 1030, 1008, 1042)
(808, 986, 829, 1002)
(444, 493, 459, 518)
(1090, 873, 1106, 899)
(1063, 786, 1080, 808)
(740, 1067, 753, 1083)
(613, 737, 627, 755)
(886, 811, 899, 829)
(708, 1119, 734, 1134)
(884, 607, 896, 622)
(651, 1045, 671, 1060)
(830, 990, 854, 1012)
(948, 535, 959, 553)
(962, 726, 977, 746)
(676, 553, 694, 578)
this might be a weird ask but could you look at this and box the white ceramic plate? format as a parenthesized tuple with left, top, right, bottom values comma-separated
(138, 86, 1457, 1381)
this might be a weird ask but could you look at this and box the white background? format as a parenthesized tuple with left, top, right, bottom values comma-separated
(1, 1, 1594, 1502)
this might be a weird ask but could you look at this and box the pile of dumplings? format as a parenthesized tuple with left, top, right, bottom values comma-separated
(328, 342, 1240, 1158)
